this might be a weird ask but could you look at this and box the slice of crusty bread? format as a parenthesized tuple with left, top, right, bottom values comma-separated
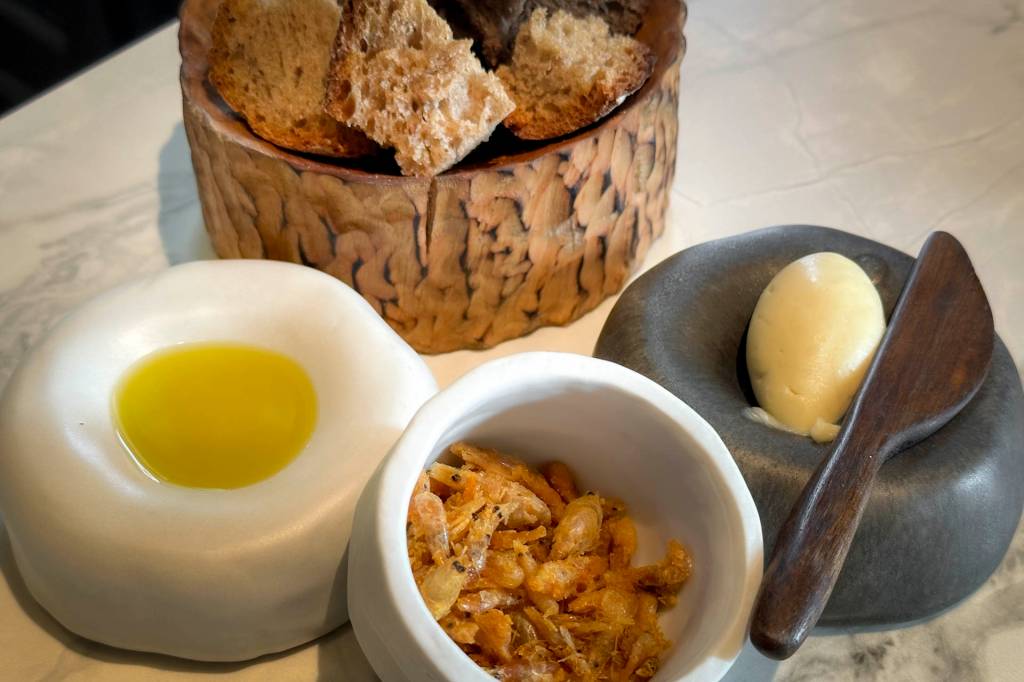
(336, 0, 452, 54)
(325, 0, 514, 176)
(429, 0, 648, 67)
(533, 0, 649, 37)
(497, 8, 655, 141)
(208, 0, 375, 157)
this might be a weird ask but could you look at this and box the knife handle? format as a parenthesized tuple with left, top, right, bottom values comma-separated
(750, 230, 993, 660)
(749, 422, 889, 660)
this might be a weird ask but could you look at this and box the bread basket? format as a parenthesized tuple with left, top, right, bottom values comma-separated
(179, 0, 687, 353)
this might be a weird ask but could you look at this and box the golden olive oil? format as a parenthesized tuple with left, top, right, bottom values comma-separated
(114, 343, 317, 489)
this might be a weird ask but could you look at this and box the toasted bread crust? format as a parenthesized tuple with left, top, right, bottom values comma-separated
(497, 9, 654, 141)
(208, 0, 375, 157)
(533, 0, 649, 36)
(431, 0, 649, 67)
(325, 0, 513, 176)
(336, 0, 452, 54)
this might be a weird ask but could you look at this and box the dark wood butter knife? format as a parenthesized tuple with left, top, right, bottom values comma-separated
(750, 231, 994, 660)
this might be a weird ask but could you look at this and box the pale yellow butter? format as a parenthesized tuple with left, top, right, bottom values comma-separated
(746, 252, 885, 441)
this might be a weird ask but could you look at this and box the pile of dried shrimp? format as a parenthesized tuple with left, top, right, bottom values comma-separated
(407, 442, 693, 681)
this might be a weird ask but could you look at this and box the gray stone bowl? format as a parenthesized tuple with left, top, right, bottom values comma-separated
(594, 225, 1024, 626)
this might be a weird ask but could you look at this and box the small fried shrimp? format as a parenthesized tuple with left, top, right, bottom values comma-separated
(582, 630, 618, 673)
(465, 502, 518, 574)
(527, 537, 549, 563)
(617, 631, 663, 681)
(528, 532, 552, 561)
(604, 515, 637, 570)
(430, 463, 551, 528)
(428, 462, 467, 488)
(634, 592, 660, 631)
(510, 610, 539, 647)
(568, 587, 637, 627)
(549, 494, 603, 560)
(481, 550, 526, 590)
(528, 590, 560, 617)
(601, 497, 627, 517)
(457, 589, 522, 614)
(526, 555, 607, 601)
(410, 445, 691, 681)
(519, 552, 560, 615)
(419, 555, 470, 620)
(632, 540, 693, 605)
(517, 550, 538, 576)
(462, 574, 498, 592)
(491, 526, 547, 551)
(408, 478, 450, 565)
(428, 475, 450, 497)
(521, 607, 592, 679)
(445, 497, 488, 544)
(542, 461, 578, 502)
(490, 479, 551, 529)
(439, 612, 479, 644)
(474, 609, 515, 663)
(451, 443, 566, 520)
(550, 612, 614, 637)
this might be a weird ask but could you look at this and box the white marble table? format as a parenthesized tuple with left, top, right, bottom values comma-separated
(1, 0, 1022, 679)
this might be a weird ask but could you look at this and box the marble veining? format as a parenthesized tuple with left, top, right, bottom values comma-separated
(0, 0, 1022, 679)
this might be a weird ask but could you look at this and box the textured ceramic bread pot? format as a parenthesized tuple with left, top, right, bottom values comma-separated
(179, 0, 686, 354)
(594, 225, 1024, 626)
(348, 353, 763, 681)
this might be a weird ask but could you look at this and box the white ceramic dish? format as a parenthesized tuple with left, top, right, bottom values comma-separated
(0, 260, 438, 662)
(348, 352, 763, 682)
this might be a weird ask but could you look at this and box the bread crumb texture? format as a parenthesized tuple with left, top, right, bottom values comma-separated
(431, 0, 650, 67)
(498, 8, 654, 140)
(208, 0, 375, 157)
(326, 0, 513, 176)
(533, 0, 649, 36)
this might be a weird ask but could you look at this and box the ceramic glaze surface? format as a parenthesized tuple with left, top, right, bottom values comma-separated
(348, 353, 763, 682)
(595, 225, 1024, 626)
(0, 260, 438, 661)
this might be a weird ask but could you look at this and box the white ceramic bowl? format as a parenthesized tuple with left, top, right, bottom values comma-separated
(0, 260, 438, 661)
(348, 352, 763, 681)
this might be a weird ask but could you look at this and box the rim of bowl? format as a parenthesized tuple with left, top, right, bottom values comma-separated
(0, 257, 439, 542)
(372, 351, 763, 681)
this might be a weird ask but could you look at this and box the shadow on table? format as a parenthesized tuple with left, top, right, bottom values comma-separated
(316, 548, 380, 681)
(157, 122, 216, 265)
(719, 640, 781, 681)
(315, 624, 379, 682)
(2, 520, 377, 678)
